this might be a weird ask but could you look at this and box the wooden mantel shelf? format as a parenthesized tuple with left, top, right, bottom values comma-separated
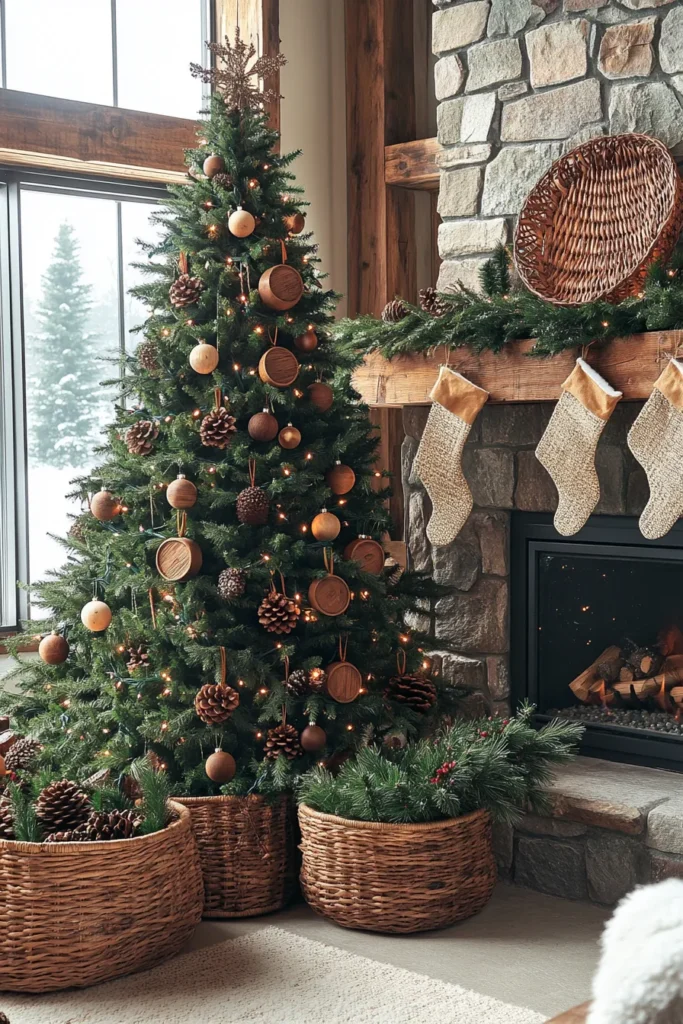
(351, 331, 683, 407)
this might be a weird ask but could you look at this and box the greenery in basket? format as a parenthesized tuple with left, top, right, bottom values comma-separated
(298, 704, 583, 825)
(333, 244, 683, 360)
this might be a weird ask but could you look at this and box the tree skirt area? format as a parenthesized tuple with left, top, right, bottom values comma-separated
(1, 926, 546, 1024)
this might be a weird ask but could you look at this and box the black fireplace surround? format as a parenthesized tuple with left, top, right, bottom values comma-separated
(511, 512, 683, 771)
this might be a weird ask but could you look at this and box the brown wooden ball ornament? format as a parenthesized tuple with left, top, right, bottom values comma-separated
(308, 550, 350, 617)
(248, 409, 279, 442)
(81, 600, 112, 632)
(203, 154, 225, 178)
(39, 632, 69, 665)
(326, 462, 356, 495)
(258, 243, 304, 311)
(90, 489, 119, 521)
(344, 536, 385, 575)
(294, 329, 318, 352)
(278, 423, 301, 450)
(156, 512, 203, 582)
(284, 212, 306, 235)
(228, 206, 256, 238)
(311, 509, 341, 542)
(205, 748, 236, 784)
(308, 382, 334, 412)
(189, 343, 219, 375)
(166, 474, 198, 510)
(325, 638, 363, 703)
(301, 724, 327, 752)
(258, 346, 299, 388)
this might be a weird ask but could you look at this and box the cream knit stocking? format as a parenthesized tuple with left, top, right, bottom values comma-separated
(536, 358, 622, 537)
(628, 359, 683, 540)
(413, 366, 488, 546)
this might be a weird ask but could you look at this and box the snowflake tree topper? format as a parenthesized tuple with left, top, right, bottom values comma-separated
(190, 27, 286, 112)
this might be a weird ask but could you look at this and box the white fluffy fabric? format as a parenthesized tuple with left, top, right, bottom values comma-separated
(588, 879, 683, 1024)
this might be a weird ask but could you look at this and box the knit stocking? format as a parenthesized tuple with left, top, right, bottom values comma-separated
(536, 358, 622, 537)
(413, 366, 488, 546)
(628, 358, 683, 540)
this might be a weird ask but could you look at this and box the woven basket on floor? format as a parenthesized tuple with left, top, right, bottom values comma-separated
(514, 133, 683, 306)
(298, 804, 496, 934)
(0, 801, 203, 993)
(175, 794, 295, 918)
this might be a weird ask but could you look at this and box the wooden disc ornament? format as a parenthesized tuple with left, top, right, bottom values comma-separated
(38, 632, 69, 665)
(258, 243, 304, 311)
(325, 638, 363, 703)
(156, 512, 203, 582)
(205, 748, 236, 783)
(203, 154, 225, 178)
(81, 600, 112, 632)
(189, 343, 219, 375)
(294, 329, 318, 352)
(308, 550, 350, 617)
(308, 382, 334, 412)
(90, 489, 119, 521)
(166, 474, 198, 510)
(284, 212, 306, 235)
(248, 409, 279, 442)
(301, 724, 327, 752)
(327, 462, 356, 495)
(278, 423, 301, 450)
(228, 206, 255, 238)
(312, 509, 341, 542)
(258, 346, 299, 388)
(344, 536, 385, 575)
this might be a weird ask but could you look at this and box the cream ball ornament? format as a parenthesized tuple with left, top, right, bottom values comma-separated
(228, 206, 255, 238)
(189, 343, 219, 375)
(80, 600, 112, 632)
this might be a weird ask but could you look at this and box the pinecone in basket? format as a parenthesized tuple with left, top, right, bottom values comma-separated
(137, 338, 160, 375)
(286, 668, 309, 697)
(258, 591, 301, 635)
(125, 419, 159, 456)
(308, 667, 327, 693)
(384, 674, 437, 713)
(4, 737, 41, 774)
(44, 827, 89, 844)
(79, 808, 142, 841)
(0, 797, 14, 840)
(381, 298, 410, 323)
(211, 172, 233, 190)
(217, 567, 247, 600)
(236, 486, 270, 526)
(200, 407, 237, 449)
(195, 682, 240, 725)
(35, 779, 92, 836)
(169, 273, 204, 308)
(419, 286, 450, 318)
(264, 723, 303, 761)
(126, 645, 150, 673)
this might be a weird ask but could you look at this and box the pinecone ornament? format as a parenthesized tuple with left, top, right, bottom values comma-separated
(125, 419, 159, 456)
(200, 407, 237, 449)
(381, 298, 410, 323)
(218, 567, 247, 600)
(0, 797, 14, 840)
(236, 486, 270, 525)
(169, 273, 204, 308)
(137, 338, 160, 375)
(212, 172, 233, 190)
(258, 591, 301, 635)
(4, 737, 41, 774)
(384, 556, 405, 587)
(286, 668, 309, 697)
(69, 516, 87, 544)
(264, 723, 303, 760)
(126, 645, 150, 673)
(384, 674, 437, 713)
(195, 682, 240, 725)
(419, 286, 450, 318)
(35, 780, 92, 836)
(80, 808, 142, 841)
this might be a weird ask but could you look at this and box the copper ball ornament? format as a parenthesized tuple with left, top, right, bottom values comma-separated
(308, 382, 334, 412)
(189, 343, 219, 375)
(326, 462, 356, 495)
(38, 632, 69, 665)
(203, 154, 225, 178)
(248, 409, 279, 442)
(301, 724, 327, 752)
(166, 474, 198, 510)
(80, 600, 112, 632)
(311, 509, 341, 542)
(284, 212, 306, 234)
(278, 423, 301, 450)
(228, 206, 255, 238)
(205, 749, 237, 784)
(90, 489, 119, 522)
(294, 329, 318, 352)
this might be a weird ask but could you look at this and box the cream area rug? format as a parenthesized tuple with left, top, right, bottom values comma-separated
(1, 926, 546, 1024)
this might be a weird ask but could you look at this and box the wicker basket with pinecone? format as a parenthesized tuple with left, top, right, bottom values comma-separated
(194, 682, 240, 725)
(0, 797, 14, 840)
(80, 809, 142, 841)
(381, 298, 410, 323)
(4, 737, 41, 774)
(217, 567, 246, 600)
(35, 780, 92, 836)
(419, 286, 450, 318)
(199, 407, 237, 449)
(264, 723, 303, 760)
(258, 590, 301, 635)
(169, 273, 204, 308)
(125, 419, 159, 456)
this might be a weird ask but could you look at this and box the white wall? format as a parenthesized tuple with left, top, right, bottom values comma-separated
(279, 0, 347, 317)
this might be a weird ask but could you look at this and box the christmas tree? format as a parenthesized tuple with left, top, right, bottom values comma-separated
(3, 33, 453, 795)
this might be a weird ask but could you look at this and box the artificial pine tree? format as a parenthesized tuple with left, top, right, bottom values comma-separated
(2, 32, 455, 796)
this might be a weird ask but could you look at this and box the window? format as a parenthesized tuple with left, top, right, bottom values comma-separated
(0, 173, 166, 627)
(1, 0, 210, 118)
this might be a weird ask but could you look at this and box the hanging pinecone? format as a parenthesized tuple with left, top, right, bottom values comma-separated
(286, 668, 309, 697)
(200, 407, 237, 449)
(264, 723, 303, 760)
(126, 645, 150, 673)
(35, 780, 92, 836)
(236, 486, 270, 526)
(308, 667, 327, 693)
(212, 171, 233, 190)
(384, 674, 437, 713)
(384, 556, 405, 587)
(195, 682, 240, 725)
(258, 591, 301, 635)
(4, 737, 41, 774)
(419, 286, 450, 318)
(0, 797, 14, 840)
(137, 338, 160, 375)
(169, 273, 204, 308)
(381, 298, 410, 323)
(79, 808, 142, 841)
(125, 419, 159, 456)
(69, 516, 87, 544)
(217, 567, 247, 600)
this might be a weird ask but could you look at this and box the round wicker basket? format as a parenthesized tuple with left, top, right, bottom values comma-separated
(0, 801, 203, 993)
(175, 794, 296, 918)
(298, 804, 496, 934)
(514, 133, 683, 306)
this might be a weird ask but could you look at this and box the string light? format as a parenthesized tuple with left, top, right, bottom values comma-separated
(61, 699, 71, 708)
(278, 512, 286, 520)
(254, 325, 264, 335)
(164, 415, 173, 423)
(258, 687, 268, 695)
(238, 293, 248, 304)
(248, 178, 259, 188)
(337, 498, 347, 506)
(161, 721, 169, 731)
(305, 452, 314, 461)
(192, 409, 202, 418)
(249, 368, 257, 376)
(300, 523, 308, 533)
(601, 320, 610, 328)
(233, 362, 241, 371)
(285, 315, 294, 324)
(207, 224, 219, 238)
(346, 723, 354, 731)
(186, 319, 194, 326)
(262, 163, 270, 170)
(282, 466, 292, 477)
(226, 256, 233, 265)
(294, 593, 302, 602)
(117, 644, 126, 653)
(293, 389, 303, 398)
(399, 633, 410, 643)
(202, 201, 213, 210)
(255, 731, 263, 740)
(238, 679, 245, 687)
(262, 553, 271, 562)
(161, 328, 170, 337)
(208, 466, 217, 474)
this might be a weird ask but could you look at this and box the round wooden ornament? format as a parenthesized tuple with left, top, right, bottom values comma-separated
(284, 212, 306, 234)
(327, 462, 356, 495)
(156, 538, 203, 581)
(312, 509, 341, 542)
(248, 409, 279, 442)
(258, 265, 304, 311)
(90, 489, 119, 521)
(258, 346, 299, 388)
(39, 632, 69, 665)
(278, 423, 301, 449)
(301, 724, 326, 752)
(189, 343, 219, 375)
(228, 206, 255, 238)
(343, 535, 385, 575)
(166, 474, 198, 510)
(81, 600, 112, 632)
(294, 329, 318, 352)
(205, 748, 236, 783)
(325, 640, 362, 703)
(308, 551, 350, 617)
(308, 382, 334, 412)
(203, 154, 225, 178)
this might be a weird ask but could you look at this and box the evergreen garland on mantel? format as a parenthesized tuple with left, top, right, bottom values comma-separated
(334, 245, 683, 361)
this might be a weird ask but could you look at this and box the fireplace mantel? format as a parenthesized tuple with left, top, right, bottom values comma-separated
(352, 330, 683, 408)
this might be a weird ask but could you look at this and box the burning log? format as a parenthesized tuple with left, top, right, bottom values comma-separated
(596, 654, 624, 685)
(569, 646, 622, 703)
(626, 646, 664, 680)
(612, 679, 658, 701)
(618, 665, 635, 683)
